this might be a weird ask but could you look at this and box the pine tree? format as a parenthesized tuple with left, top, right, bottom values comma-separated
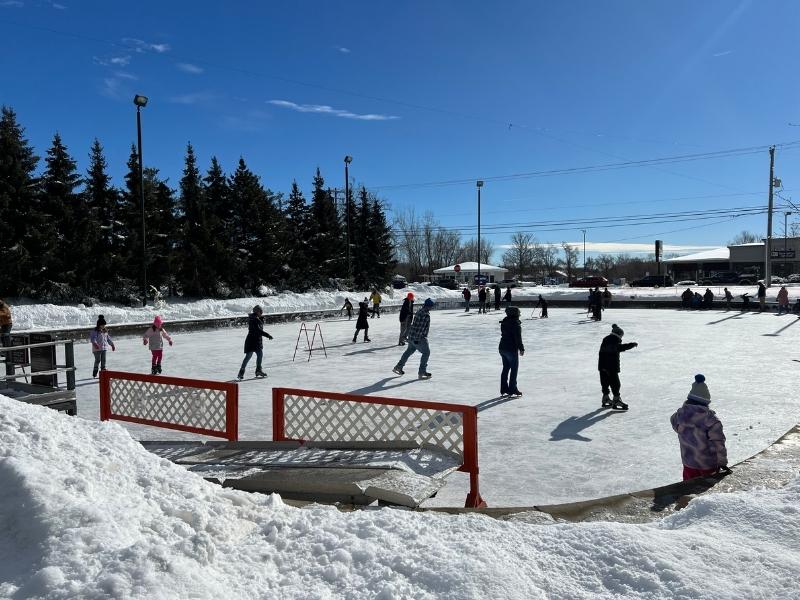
(0, 107, 39, 295)
(352, 186, 371, 288)
(83, 139, 120, 288)
(369, 194, 396, 286)
(284, 180, 310, 287)
(308, 168, 344, 282)
(39, 133, 82, 286)
(146, 170, 177, 292)
(120, 144, 144, 289)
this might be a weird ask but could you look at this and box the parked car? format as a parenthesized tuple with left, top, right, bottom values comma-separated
(391, 275, 407, 289)
(676, 280, 697, 286)
(428, 279, 459, 290)
(785, 273, 800, 283)
(631, 275, 674, 287)
(756, 276, 785, 285)
(569, 276, 609, 288)
(700, 271, 754, 285)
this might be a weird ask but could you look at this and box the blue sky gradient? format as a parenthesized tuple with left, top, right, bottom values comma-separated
(2, 0, 799, 259)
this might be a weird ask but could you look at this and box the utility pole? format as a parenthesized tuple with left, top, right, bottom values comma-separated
(581, 229, 586, 279)
(344, 156, 353, 282)
(765, 146, 775, 287)
(785, 211, 792, 276)
(476, 181, 483, 284)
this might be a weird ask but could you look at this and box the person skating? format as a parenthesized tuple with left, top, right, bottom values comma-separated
(793, 298, 800, 316)
(591, 287, 603, 321)
(398, 292, 414, 345)
(370, 289, 382, 318)
(691, 292, 702, 309)
(498, 306, 525, 396)
(494, 285, 501, 311)
(237, 305, 273, 380)
(598, 323, 638, 410)
(462, 287, 471, 312)
(0, 298, 11, 347)
(757, 281, 767, 312)
(353, 299, 371, 342)
(535, 294, 548, 318)
(341, 298, 353, 320)
(478, 286, 487, 314)
(503, 286, 512, 306)
(777, 286, 789, 315)
(723, 288, 733, 310)
(89, 315, 115, 377)
(393, 298, 434, 379)
(681, 287, 693, 309)
(670, 374, 730, 481)
(602, 288, 612, 308)
(703, 288, 714, 310)
(143, 316, 173, 374)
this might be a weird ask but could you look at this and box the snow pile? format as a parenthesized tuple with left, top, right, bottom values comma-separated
(2, 397, 800, 599)
(9, 283, 461, 331)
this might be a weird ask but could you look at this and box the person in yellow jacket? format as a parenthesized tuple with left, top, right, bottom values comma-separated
(369, 290, 382, 318)
(0, 299, 12, 347)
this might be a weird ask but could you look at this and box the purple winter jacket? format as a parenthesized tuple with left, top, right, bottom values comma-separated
(670, 399, 728, 470)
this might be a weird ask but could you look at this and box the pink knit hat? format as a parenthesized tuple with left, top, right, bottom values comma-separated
(153, 315, 164, 328)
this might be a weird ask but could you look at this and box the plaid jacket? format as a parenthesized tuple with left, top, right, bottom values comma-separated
(407, 308, 430, 341)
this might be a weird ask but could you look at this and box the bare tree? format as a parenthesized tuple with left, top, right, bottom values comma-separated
(535, 244, 561, 280)
(459, 238, 495, 265)
(393, 207, 426, 280)
(730, 230, 761, 245)
(502, 233, 535, 277)
(561, 242, 580, 281)
(594, 254, 616, 277)
(393, 209, 462, 280)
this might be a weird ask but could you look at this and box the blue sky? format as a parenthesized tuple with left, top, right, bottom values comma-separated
(2, 0, 800, 261)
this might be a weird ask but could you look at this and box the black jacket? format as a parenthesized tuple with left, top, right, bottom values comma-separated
(503, 288, 512, 301)
(244, 313, 271, 352)
(399, 299, 414, 322)
(478, 288, 487, 302)
(494, 287, 501, 300)
(356, 302, 370, 328)
(598, 333, 636, 373)
(498, 317, 524, 353)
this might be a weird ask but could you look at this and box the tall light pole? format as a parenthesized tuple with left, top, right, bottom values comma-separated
(344, 156, 353, 282)
(476, 181, 484, 284)
(765, 145, 775, 287)
(581, 229, 587, 279)
(134, 94, 148, 306)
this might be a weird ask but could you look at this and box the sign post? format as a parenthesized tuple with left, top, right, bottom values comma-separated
(454, 263, 461, 284)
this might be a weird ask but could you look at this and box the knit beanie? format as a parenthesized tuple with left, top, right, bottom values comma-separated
(97, 315, 107, 327)
(424, 298, 434, 308)
(153, 315, 164, 328)
(611, 323, 624, 337)
(505, 306, 520, 319)
(688, 374, 711, 404)
(407, 292, 414, 300)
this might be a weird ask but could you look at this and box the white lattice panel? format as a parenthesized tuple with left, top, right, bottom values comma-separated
(283, 394, 465, 458)
(110, 378, 228, 433)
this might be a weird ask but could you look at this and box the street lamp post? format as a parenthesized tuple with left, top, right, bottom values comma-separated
(581, 229, 587, 279)
(476, 181, 483, 284)
(133, 94, 148, 306)
(344, 156, 353, 282)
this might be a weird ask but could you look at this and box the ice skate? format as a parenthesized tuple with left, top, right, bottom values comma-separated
(364, 337, 371, 342)
(255, 368, 267, 378)
(151, 366, 158, 375)
(601, 393, 612, 408)
(237, 368, 245, 381)
(611, 395, 628, 411)
(418, 372, 432, 380)
(92, 368, 98, 378)
(509, 390, 523, 397)
(392, 366, 404, 376)
(156, 364, 162, 374)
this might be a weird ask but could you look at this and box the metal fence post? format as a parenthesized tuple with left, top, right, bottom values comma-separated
(64, 341, 75, 390)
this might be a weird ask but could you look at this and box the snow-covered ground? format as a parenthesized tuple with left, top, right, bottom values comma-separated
(66, 305, 800, 508)
(2, 395, 800, 599)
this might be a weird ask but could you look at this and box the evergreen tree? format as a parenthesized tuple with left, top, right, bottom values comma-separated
(307, 168, 343, 281)
(342, 182, 358, 285)
(39, 133, 82, 285)
(203, 156, 234, 292)
(146, 170, 177, 292)
(284, 180, 310, 287)
(352, 186, 371, 288)
(0, 107, 39, 295)
(120, 144, 144, 288)
(369, 194, 396, 286)
(83, 139, 120, 287)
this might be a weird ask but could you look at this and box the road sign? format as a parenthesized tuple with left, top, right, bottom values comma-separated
(454, 264, 461, 273)
(474, 275, 488, 285)
(771, 249, 795, 259)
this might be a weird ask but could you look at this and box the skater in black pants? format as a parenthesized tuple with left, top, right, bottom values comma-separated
(494, 285, 501, 311)
(535, 294, 548, 318)
(462, 287, 471, 312)
(499, 306, 524, 396)
(503, 286, 512, 306)
(478, 286, 487, 314)
(238, 305, 273, 380)
(591, 288, 603, 321)
(398, 292, 414, 345)
(341, 298, 353, 320)
(598, 323, 638, 410)
(353, 300, 371, 342)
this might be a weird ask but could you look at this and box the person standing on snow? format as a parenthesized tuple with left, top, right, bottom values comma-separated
(703, 288, 714, 309)
(393, 298, 434, 379)
(757, 281, 767, 312)
(341, 298, 353, 320)
(143, 315, 173, 375)
(494, 285, 501, 311)
(602, 288, 612, 308)
(0, 298, 11, 347)
(370, 289, 382, 318)
(591, 288, 603, 321)
(462, 286, 471, 312)
(353, 299, 371, 343)
(670, 374, 730, 481)
(503, 286, 512, 306)
(598, 323, 638, 410)
(398, 292, 414, 345)
(777, 286, 789, 315)
(89, 315, 115, 378)
(723, 288, 733, 310)
(498, 306, 525, 397)
(535, 294, 548, 318)
(681, 288, 693, 309)
(478, 286, 487, 314)
(237, 305, 273, 380)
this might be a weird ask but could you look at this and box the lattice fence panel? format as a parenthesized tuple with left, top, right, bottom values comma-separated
(109, 378, 228, 433)
(283, 394, 465, 458)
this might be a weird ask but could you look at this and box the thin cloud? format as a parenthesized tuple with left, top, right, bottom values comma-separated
(100, 77, 124, 99)
(0, 1, 24, 7)
(114, 71, 137, 81)
(337, 47, 351, 54)
(51, 2, 66, 8)
(534, 242, 721, 255)
(222, 109, 271, 133)
(712, 50, 733, 57)
(93, 55, 131, 67)
(169, 91, 217, 105)
(176, 62, 204, 75)
(267, 99, 399, 121)
(122, 38, 171, 54)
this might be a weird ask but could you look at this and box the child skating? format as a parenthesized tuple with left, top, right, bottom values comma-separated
(341, 298, 353, 320)
(89, 315, 115, 378)
(353, 299, 371, 342)
(598, 323, 638, 410)
(143, 315, 173, 374)
(238, 305, 273, 380)
(535, 294, 548, 318)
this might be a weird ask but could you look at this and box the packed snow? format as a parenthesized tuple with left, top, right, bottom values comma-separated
(2, 396, 800, 599)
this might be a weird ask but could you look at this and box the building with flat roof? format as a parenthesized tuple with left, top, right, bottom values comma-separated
(433, 262, 508, 284)
(664, 239, 800, 280)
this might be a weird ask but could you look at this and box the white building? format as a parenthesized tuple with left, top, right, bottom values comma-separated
(433, 262, 508, 284)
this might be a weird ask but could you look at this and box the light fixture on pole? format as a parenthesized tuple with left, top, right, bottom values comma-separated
(133, 94, 148, 306)
(344, 156, 353, 282)
(476, 181, 484, 284)
(581, 229, 587, 279)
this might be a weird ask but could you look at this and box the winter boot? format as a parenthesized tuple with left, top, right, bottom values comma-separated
(151, 366, 158, 375)
(392, 366, 404, 376)
(364, 337, 371, 343)
(418, 372, 432, 380)
(352, 336, 357, 343)
(601, 393, 612, 408)
(237, 368, 245, 381)
(156, 364, 162, 374)
(255, 368, 267, 378)
(92, 368, 98, 378)
(611, 395, 628, 411)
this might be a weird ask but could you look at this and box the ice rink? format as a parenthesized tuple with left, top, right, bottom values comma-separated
(71, 305, 800, 507)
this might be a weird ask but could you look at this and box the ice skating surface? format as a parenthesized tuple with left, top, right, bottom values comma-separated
(72, 307, 799, 507)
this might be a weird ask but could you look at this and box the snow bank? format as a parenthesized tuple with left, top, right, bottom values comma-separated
(9, 284, 461, 332)
(2, 397, 799, 599)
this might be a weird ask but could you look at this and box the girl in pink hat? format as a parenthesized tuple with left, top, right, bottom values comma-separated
(142, 315, 173, 374)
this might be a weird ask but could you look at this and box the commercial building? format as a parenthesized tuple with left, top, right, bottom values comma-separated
(664, 238, 799, 281)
